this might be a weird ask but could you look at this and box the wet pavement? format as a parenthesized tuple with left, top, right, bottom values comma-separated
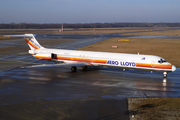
(0, 33, 180, 120)
(1, 67, 180, 104)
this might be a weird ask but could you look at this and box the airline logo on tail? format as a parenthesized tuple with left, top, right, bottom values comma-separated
(25, 37, 42, 49)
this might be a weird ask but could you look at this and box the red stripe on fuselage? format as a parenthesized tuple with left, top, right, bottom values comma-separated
(56, 56, 108, 64)
(36, 56, 51, 60)
(136, 63, 172, 69)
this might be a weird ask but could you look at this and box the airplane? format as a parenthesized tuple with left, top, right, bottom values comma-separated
(5, 34, 176, 78)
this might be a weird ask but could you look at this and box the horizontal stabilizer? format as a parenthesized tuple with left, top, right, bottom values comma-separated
(4, 34, 35, 38)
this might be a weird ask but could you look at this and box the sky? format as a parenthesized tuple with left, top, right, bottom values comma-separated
(0, 0, 180, 23)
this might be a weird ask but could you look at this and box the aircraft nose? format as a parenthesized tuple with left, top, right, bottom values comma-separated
(172, 65, 176, 72)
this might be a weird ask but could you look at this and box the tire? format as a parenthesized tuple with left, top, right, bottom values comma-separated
(71, 66, 77, 72)
(82, 66, 87, 71)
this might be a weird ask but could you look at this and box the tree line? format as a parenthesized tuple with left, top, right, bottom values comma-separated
(0, 23, 180, 29)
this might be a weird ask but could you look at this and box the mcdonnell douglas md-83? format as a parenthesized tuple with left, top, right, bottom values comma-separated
(5, 34, 176, 78)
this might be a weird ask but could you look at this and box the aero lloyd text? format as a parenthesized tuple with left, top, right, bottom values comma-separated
(106, 60, 136, 67)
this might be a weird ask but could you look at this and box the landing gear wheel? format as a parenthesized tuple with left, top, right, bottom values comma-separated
(163, 72, 167, 78)
(82, 66, 87, 71)
(71, 66, 77, 72)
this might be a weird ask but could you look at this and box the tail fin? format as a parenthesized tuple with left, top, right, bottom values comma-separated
(23, 34, 43, 50)
(4, 34, 43, 50)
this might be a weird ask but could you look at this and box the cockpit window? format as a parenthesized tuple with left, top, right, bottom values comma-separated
(158, 58, 167, 63)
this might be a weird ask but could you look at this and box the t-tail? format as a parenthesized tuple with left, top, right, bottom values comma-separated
(4, 34, 43, 50)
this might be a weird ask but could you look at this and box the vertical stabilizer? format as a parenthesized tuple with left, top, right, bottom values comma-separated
(24, 34, 43, 50)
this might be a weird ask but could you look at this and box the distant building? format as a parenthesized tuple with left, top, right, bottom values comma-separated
(61, 24, 63, 32)
(59, 24, 63, 32)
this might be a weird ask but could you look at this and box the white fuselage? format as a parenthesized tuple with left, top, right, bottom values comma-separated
(31, 48, 176, 72)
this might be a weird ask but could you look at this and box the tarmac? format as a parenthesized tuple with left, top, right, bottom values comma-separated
(0, 33, 180, 120)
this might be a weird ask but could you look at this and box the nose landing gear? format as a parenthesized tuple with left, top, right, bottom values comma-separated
(163, 72, 167, 78)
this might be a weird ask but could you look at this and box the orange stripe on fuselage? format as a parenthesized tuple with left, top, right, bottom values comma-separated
(36, 56, 51, 60)
(136, 63, 172, 69)
(25, 38, 39, 49)
(35, 55, 108, 64)
(56, 56, 108, 64)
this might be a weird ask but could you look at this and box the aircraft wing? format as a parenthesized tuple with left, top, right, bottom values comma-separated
(22, 62, 91, 68)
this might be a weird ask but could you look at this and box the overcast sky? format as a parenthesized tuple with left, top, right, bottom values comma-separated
(0, 0, 180, 23)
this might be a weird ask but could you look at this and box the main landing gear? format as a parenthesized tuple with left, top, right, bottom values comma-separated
(71, 66, 77, 72)
(82, 66, 87, 71)
(71, 66, 88, 72)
